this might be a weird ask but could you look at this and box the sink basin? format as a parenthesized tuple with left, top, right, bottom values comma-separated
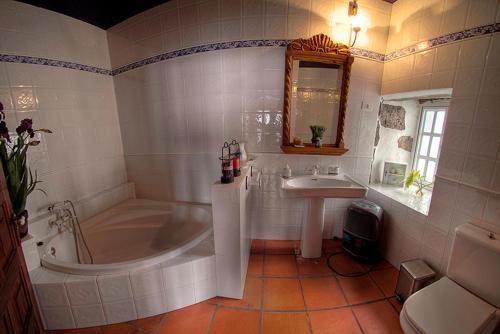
(280, 173, 367, 258)
(281, 174, 367, 198)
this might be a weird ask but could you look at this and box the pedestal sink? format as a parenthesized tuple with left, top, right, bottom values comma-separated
(280, 174, 367, 258)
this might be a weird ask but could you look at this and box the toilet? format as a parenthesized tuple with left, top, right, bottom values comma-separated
(400, 223, 500, 334)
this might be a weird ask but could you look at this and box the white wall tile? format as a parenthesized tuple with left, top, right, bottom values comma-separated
(72, 304, 106, 328)
(97, 273, 133, 302)
(41, 307, 75, 330)
(103, 299, 137, 324)
(134, 293, 167, 318)
(130, 266, 164, 297)
(65, 276, 101, 306)
(165, 284, 196, 311)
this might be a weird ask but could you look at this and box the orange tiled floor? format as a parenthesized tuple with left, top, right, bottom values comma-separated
(50, 239, 403, 334)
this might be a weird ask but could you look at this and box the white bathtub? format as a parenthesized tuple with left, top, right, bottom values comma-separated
(40, 198, 213, 275)
(32, 198, 216, 329)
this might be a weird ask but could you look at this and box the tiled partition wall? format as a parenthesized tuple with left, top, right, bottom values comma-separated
(0, 1, 127, 219)
(111, 0, 390, 207)
(376, 0, 500, 273)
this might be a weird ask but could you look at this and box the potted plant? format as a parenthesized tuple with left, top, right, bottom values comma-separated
(310, 125, 326, 148)
(0, 101, 52, 238)
(403, 169, 432, 197)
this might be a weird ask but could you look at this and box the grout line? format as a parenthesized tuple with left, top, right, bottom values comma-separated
(296, 254, 314, 334)
(206, 304, 218, 334)
(152, 313, 169, 334)
(350, 307, 365, 334)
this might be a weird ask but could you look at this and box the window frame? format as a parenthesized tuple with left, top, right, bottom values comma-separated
(412, 106, 448, 184)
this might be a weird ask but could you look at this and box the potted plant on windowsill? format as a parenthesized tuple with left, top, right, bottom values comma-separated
(0, 101, 52, 239)
(403, 170, 433, 198)
(310, 125, 326, 148)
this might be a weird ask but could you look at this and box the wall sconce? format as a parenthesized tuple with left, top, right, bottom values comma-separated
(348, 0, 361, 47)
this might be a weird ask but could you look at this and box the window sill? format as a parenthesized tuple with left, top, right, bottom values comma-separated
(368, 183, 431, 216)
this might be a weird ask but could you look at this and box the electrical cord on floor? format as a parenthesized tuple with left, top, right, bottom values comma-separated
(326, 251, 375, 277)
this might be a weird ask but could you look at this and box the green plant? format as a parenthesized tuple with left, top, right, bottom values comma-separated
(0, 101, 52, 216)
(309, 125, 326, 139)
(403, 169, 433, 197)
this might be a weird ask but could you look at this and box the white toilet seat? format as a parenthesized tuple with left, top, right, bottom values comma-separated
(400, 277, 499, 334)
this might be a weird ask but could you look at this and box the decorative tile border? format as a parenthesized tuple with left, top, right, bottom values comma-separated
(1, 23, 498, 76)
(0, 54, 111, 75)
(111, 39, 290, 75)
(385, 23, 500, 61)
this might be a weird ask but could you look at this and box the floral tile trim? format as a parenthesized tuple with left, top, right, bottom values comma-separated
(385, 23, 500, 61)
(111, 39, 290, 75)
(1, 23, 498, 75)
(0, 54, 111, 75)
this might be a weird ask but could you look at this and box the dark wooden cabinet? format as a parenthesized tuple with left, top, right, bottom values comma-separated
(0, 171, 44, 334)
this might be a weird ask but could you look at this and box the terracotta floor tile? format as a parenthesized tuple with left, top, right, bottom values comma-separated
(158, 303, 215, 334)
(262, 312, 310, 334)
(327, 254, 369, 276)
(352, 300, 403, 334)
(337, 276, 384, 304)
(389, 297, 403, 314)
(322, 238, 343, 254)
(248, 254, 264, 276)
(309, 308, 362, 334)
(371, 258, 395, 271)
(301, 277, 347, 309)
(369, 268, 399, 297)
(101, 323, 140, 334)
(251, 239, 266, 254)
(297, 256, 334, 277)
(209, 308, 260, 334)
(128, 314, 163, 332)
(216, 277, 262, 309)
(264, 255, 298, 277)
(265, 240, 300, 254)
(263, 278, 305, 310)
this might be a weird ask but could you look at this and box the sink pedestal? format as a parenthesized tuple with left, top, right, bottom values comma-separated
(280, 174, 367, 259)
(301, 198, 325, 258)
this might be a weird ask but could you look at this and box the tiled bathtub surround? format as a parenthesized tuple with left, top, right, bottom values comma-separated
(30, 235, 216, 329)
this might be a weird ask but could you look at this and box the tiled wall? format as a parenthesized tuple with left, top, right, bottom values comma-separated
(0, 1, 127, 219)
(377, 0, 500, 274)
(107, 0, 392, 69)
(112, 0, 388, 208)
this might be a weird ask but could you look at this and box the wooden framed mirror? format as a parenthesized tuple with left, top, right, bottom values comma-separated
(281, 34, 354, 155)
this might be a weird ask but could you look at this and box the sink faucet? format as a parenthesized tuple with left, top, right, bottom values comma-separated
(312, 165, 320, 176)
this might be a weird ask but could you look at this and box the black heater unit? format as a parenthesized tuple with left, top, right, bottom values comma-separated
(342, 199, 383, 261)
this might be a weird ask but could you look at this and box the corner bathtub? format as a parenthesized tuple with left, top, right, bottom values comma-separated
(40, 198, 213, 275)
(32, 198, 216, 329)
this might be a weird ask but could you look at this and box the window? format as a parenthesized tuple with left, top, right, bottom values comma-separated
(413, 107, 447, 183)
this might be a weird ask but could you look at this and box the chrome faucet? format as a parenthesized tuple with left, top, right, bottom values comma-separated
(47, 200, 94, 264)
(48, 204, 74, 233)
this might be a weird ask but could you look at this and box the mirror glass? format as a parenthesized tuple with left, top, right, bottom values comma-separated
(289, 60, 343, 145)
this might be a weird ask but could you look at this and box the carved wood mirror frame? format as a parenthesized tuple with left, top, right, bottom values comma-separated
(281, 34, 354, 155)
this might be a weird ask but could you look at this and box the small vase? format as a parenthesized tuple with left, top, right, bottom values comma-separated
(15, 210, 29, 239)
(415, 190, 423, 198)
(311, 137, 322, 148)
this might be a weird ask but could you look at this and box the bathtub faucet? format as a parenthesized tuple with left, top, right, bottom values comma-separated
(48, 203, 74, 233)
(47, 200, 94, 264)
